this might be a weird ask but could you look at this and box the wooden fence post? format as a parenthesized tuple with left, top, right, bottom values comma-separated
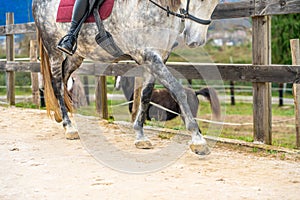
(95, 76, 108, 119)
(278, 83, 284, 106)
(229, 56, 235, 105)
(6, 12, 15, 105)
(30, 40, 39, 106)
(230, 81, 235, 105)
(290, 39, 300, 149)
(252, 16, 272, 144)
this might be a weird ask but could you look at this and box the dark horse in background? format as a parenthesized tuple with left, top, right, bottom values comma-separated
(115, 76, 221, 121)
(32, 0, 219, 155)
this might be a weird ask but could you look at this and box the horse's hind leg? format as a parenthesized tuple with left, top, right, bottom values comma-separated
(62, 55, 84, 138)
(50, 54, 83, 139)
(133, 72, 155, 149)
(144, 51, 210, 155)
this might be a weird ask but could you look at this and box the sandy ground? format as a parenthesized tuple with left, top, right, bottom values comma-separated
(0, 106, 300, 200)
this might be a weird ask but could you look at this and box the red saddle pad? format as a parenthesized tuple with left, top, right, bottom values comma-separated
(56, 0, 114, 23)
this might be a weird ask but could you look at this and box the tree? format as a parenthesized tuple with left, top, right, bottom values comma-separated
(271, 14, 300, 106)
(272, 14, 300, 65)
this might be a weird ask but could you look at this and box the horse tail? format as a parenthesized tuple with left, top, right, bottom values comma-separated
(39, 35, 73, 122)
(195, 87, 221, 120)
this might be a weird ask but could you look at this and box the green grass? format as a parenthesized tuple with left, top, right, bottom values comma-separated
(76, 105, 99, 117)
(142, 100, 297, 149)
(15, 102, 39, 109)
(230, 103, 294, 117)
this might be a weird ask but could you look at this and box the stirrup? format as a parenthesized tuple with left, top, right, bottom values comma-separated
(57, 34, 78, 56)
(95, 31, 123, 58)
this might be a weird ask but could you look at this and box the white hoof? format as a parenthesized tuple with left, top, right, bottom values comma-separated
(189, 143, 211, 155)
(65, 125, 79, 140)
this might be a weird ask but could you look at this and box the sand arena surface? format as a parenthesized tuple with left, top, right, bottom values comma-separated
(0, 106, 300, 199)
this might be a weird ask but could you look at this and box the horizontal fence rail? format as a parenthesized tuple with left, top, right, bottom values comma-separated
(1, 61, 300, 83)
(212, 0, 300, 19)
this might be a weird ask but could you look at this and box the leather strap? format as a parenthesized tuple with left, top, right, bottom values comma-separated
(93, 0, 124, 57)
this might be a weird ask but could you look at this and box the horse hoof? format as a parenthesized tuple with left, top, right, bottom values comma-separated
(135, 139, 153, 149)
(65, 126, 79, 140)
(65, 132, 80, 140)
(190, 144, 211, 155)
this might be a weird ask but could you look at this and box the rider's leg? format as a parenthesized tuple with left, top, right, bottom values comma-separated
(57, 0, 89, 55)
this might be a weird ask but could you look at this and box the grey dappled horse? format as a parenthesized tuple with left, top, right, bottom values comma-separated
(32, 0, 219, 155)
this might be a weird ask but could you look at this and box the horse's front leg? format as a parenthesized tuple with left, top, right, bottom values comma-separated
(51, 59, 79, 139)
(144, 51, 210, 155)
(133, 72, 155, 149)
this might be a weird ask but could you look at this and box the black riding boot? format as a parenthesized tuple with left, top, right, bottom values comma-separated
(57, 0, 89, 55)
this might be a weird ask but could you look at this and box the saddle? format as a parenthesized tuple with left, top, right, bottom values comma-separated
(56, 0, 124, 58)
(56, 0, 114, 23)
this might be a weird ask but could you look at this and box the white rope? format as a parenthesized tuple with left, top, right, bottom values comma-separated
(149, 101, 180, 116)
(110, 100, 134, 107)
(110, 100, 294, 126)
(194, 117, 254, 126)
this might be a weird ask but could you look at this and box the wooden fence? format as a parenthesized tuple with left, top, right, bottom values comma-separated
(1, 0, 300, 148)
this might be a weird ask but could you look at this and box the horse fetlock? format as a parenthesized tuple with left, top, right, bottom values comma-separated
(191, 131, 206, 143)
(62, 117, 72, 127)
(133, 121, 143, 131)
(186, 120, 199, 132)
